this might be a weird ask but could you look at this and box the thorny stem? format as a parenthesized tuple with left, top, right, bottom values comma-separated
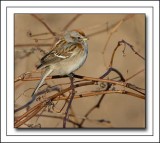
(53, 90, 145, 101)
(14, 67, 145, 127)
(15, 74, 125, 87)
(14, 43, 145, 125)
(15, 71, 144, 107)
(14, 102, 46, 127)
(14, 81, 93, 127)
(51, 74, 144, 95)
(15, 89, 144, 128)
(60, 68, 145, 127)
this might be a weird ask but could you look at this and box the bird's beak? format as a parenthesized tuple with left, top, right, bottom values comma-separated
(83, 37, 89, 41)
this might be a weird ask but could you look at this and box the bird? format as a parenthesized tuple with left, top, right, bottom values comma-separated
(15, 29, 88, 113)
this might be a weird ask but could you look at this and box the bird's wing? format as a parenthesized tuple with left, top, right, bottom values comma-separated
(37, 39, 77, 69)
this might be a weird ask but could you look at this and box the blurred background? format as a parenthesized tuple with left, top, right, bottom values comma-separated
(14, 14, 145, 128)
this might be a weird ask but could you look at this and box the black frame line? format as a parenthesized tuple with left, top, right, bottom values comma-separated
(5, 6, 152, 136)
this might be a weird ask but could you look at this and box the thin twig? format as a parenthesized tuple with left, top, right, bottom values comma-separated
(15, 72, 144, 95)
(109, 40, 145, 67)
(102, 14, 135, 54)
(121, 39, 145, 60)
(15, 88, 144, 128)
(31, 14, 57, 37)
(126, 69, 145, 81)
(15, 43, 53, 48)
(27, 31, 51, 37)
(53, 90, 145, 101)
(36, 114, 81, 127)
(62, 14, 82, 31)
(63, 74, 75, 128)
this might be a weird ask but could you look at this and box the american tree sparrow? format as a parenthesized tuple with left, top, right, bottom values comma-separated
(15, 29, 88, 112)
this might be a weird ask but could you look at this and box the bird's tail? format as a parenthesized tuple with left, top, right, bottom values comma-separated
(31, 67, 53, 97)
(14, 67, 53, 113)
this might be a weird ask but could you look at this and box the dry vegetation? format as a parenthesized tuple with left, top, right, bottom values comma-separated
(14, 14, 145, 128)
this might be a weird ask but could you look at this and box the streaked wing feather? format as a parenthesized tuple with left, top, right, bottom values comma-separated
(38, 39, 77, 68)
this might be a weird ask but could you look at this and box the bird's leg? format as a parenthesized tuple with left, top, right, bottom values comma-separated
(68, 73, 76, 93)
(63, 73, 75, 128)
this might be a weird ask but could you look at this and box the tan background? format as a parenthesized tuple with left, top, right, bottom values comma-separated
(15, 14, 145, 128)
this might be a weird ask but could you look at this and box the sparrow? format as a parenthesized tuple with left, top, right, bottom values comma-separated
(15, 29, 88, 113)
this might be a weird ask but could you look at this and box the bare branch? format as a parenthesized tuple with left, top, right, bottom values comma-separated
(31, 14, 57, 37)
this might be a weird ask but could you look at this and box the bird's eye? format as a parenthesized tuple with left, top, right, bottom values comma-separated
(77, 37, 81, 39)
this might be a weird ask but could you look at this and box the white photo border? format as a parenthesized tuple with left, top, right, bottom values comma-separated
(1, 1, 159, 142)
